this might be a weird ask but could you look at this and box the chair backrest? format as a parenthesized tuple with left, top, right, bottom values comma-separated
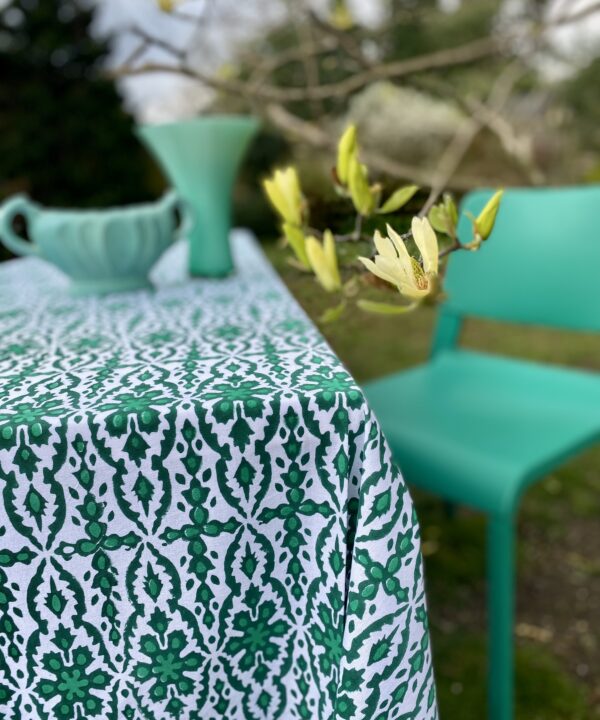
(433, 185, 600, 355)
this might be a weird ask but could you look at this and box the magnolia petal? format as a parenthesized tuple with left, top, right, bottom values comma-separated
(373, 230, 397, 260)
(280, 168, 303, 226)
(284, 167, 302, 205)
(398, 280, 429, 301)
(358, 256, 398, 287)
(306, 235, 340, 292)
(323, 230, 341, 289)
(282, 223, 310, 269)
(374, 255, 408, 286)
(336, 125, 357, 186)
(386, 225, 414, 282)
(348, 157, 374, 216)
(306, 235, 325, 275)
(264, 178, 287, 221)
(264, 168, 303, 227)
(475, 189, 504, 241)
(411, 216, 439, 275)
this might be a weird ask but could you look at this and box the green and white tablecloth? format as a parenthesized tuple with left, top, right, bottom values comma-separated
(0, 230, 437, 720)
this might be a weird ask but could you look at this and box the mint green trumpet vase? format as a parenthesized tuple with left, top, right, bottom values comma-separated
(137, 115, 259, 277)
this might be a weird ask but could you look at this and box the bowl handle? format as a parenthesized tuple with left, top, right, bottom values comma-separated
(160, 189, 195, 242)
(0, 194, 41, 257)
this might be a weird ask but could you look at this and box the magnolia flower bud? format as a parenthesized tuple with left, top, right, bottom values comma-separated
(306, 230, 341, 292)
(263, 167, 304, 227)
(475, 189, 504, 241)
(336, 125, 357, 186)
(282, 223, 310, 270)
(348, 156, 375, 217)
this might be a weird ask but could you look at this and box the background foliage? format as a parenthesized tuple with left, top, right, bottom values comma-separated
(0, 0, 153, 208)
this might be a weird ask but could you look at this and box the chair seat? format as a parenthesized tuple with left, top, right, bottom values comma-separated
(363, 350, 600, 514)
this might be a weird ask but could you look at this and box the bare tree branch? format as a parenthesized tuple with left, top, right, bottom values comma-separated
(246, 37, 338, 91)
(265, 103, 500, 190)
(419, 61, 532, 215)
(546, 0, 600, 28)
(111, 35, 501, 103)
(419, 119, 483, 216)
(125, 25, 187, 61)
(306, 9, 373, 70)
(111, 0, 600, 198)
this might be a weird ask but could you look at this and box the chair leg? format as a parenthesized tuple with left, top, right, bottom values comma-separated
(487, 514, 515, 720)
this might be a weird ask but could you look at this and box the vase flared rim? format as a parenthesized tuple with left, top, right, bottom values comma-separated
(136, 114, 260, 135)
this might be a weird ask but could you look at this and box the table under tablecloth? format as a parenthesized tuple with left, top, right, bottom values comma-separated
(0, 230, 437, 720)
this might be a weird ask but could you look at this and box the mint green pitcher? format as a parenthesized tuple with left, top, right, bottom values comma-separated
(137, 115, 259, 277)
(0, 191, 184, 295)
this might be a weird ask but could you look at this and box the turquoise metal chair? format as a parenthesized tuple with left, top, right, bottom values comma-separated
(362, 186, 600, 720)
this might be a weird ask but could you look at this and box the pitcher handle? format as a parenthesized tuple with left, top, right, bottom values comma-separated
(0, 194, 40, 257)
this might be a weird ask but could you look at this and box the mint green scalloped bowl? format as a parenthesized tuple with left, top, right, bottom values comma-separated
(0, 191, 184, 295)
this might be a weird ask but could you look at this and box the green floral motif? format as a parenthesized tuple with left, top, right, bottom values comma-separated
(57, 494, 139, 643)
(0, 682, 14, 706)
(0, 547, 36, 661)
(302, 370, 364, 412)
(0, 338, 34, 361)
(133, 613, 203, 701)
(161, 474, 238, 628)
(0, 399, 64, 450)
(35, 630, 110, 719)
(259, 457, 332, 599)
(309, 588, 345, 676)
(98, 386, 171, 436)
(213, 323, 243, 341)
(143, 330, 176, 346)
(58, 494, 139, 560)
(225, 592, 289, 671)
(203, 376, 271, 423)
(347, 531, 415, 619)
(67, 335, 110, 353)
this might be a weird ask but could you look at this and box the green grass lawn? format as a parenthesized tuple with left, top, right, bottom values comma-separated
(265, 240, 600, 720)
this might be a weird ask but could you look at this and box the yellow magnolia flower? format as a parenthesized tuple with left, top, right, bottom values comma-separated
(306, 230, 342, 292)
(336, 125, 357, 186)
(263, 167, 304, 227)
(359, 217, 439, 301)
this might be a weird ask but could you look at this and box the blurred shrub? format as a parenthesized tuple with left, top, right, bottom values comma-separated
(0, 0, 153, 210)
